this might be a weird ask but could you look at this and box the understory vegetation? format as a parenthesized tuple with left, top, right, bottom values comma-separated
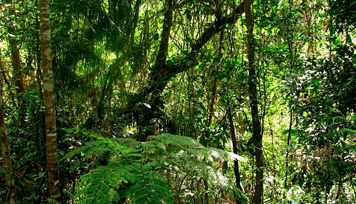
(0, 0, 356, 203)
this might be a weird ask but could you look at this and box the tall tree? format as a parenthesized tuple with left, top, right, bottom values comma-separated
(0, 51, 17, 204)
(39, 0, 61, 200)
(244, 0, 263, 203)
(5, 0, 25, 95)
(5, 0, 26, 128)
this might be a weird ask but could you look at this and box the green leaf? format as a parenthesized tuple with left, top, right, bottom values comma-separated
(282, 129, 297, 138)
(278, 0, 288, 8)
(156, 142, 166, 151)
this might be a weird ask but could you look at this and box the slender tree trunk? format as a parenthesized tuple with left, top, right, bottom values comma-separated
(207, 31, 223, 128)
(35, 2, 47, 166)
(39, 0, 61, 200)
(227, 104, 242, 204)
(204, 31, 223, 143)
(6, 0, 25, 95)
(244, 0, 263, 203)
(0, 51, 17, 204)
(8, 31, 25, 95)
(207, 76, 218, 127)
(284, 110, 293, 188)
(6, 0, 26, 128)
(0, 63, 15, 107)
(285, 0, 295, 193)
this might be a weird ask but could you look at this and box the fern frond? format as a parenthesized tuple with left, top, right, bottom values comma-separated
(340, 128, 356, 136)
(67, 132, 246, 204)
(333, 116, 347, 122)
(123, 162, 172, 204)
(206, 147, 246, 161)
(151, 134, 245, 162)
(74, 162, 123, 204)
(62, 133, 141, 164)
(62, 140, 112, 167)
(151, 133, 201, 148)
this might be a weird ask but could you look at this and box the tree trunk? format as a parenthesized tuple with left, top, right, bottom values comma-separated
(6, 0, 26, 127)
(111, 2, 245, 141)
(8, 30, 25, 95)
(109, 4, 246, 139)
(285, 110, 293, 190)
(207, 31, 223, 129)
(6, 0, 25, 95)
(136, 3, 245, 101)
(0, 51, 17, 204)
(35, 3, 47, 166)
(244, 0, 263, 203)
(39, 0, 61, 200)
(227, 105, 242, 204)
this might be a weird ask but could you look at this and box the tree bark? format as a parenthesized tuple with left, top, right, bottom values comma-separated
(8, 31, 25, 95)
(244, 0, 263, 203)
(6, 0, 25, 95)
(39, 0, 61, 200)
(0, 51, 17, 204)
(6, 0, 26, 128)
(154, 0, 173, 68)
(227, 105, 242, 204)
(284, 110, 293, 189)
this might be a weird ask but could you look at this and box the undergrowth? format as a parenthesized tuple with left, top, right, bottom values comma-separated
(62, 130, 247, 203)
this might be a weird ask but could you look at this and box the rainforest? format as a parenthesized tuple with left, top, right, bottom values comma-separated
(0, 0, 356, 203)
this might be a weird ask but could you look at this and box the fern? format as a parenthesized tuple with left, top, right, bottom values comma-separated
(333, 116, 347, 122)
(63, 130, 246, 203)
(62, 132, 140, 165)
(73, 160, 171, 204)
(74, 162, 122, 204)
(122, 162, 172, 204)
(151, 133, 245, 162)
(340, 128, 356, 136)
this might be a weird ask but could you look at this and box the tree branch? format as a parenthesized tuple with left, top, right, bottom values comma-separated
(154, 0, 174, 67)
(138, 3, 245, 99)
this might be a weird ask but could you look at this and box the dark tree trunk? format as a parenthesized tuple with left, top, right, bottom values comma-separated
(227, 105, 242, 204)
(244, 0, 263, 203)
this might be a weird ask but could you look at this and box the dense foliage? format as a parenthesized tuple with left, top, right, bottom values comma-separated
(0, 0, 355, 203)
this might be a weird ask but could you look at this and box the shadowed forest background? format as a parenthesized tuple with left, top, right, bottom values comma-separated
(1, 0, 356, 203)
